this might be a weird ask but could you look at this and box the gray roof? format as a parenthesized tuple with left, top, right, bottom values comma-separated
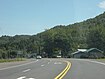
(71, 48, 103, 55)
(86, 48, 103, 53)
(71, 51, 85, 55)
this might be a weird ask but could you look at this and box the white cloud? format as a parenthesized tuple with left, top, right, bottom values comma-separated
(98, 1, 105, 9)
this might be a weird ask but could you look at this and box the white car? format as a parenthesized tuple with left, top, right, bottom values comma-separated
(36, 56, 42, 59)
(57, 55, 61, 58)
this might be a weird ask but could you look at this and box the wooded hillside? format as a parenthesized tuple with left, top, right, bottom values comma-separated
(0, 12, 105, 58)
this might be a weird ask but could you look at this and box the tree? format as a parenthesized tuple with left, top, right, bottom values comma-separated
(87, 26, 105, 52)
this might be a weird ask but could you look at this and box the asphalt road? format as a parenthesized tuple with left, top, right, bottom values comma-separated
(0, 58, 105, 79)
(65, 59, 105, 79)
(0, 59, 67, 79)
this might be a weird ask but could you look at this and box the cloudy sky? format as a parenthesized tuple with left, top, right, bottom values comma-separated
(0, 0, 105, 36)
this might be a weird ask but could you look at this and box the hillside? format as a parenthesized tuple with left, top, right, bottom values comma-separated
(0, 12, 105, 58)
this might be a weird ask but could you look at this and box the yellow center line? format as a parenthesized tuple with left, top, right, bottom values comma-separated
(54, 61, 71, 79)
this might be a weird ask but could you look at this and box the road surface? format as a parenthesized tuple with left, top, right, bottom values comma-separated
(65, 59, 105, 79)
(0, 59, 67, 79)
(0, 58, 105, 79)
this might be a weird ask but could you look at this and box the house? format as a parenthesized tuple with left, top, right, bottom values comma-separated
(71, 48, 104, 59)
(71, 49, 88, 58)
(87, 48, 104, 59)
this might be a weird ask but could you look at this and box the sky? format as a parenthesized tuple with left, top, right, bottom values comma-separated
(0, 0, 105, 36)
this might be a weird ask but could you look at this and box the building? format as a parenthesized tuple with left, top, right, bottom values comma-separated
(71, 49, 88, 58)
(71, 51, 87, 58)
(87, 48, 104, 59)
(71, 48, 104, 59)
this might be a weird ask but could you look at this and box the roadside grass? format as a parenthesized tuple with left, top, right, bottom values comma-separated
(0, 58, 26, 63)
(96, 58, 105, 60)
(94, 58, 105, 62)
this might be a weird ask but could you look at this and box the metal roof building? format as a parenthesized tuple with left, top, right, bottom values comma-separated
(71, 48, 104, 59)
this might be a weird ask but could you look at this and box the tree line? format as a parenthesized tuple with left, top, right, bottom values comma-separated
(0, 12, 105, 58)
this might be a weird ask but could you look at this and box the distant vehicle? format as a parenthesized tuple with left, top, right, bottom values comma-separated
(56, 55, 61, 58)
(36, 56, 42, 59)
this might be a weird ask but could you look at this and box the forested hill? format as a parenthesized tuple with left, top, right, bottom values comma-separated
(0, 12, 105, 58)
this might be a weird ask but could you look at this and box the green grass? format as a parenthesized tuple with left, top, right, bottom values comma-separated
(95, 58, 105, 62)
(0, 58, 26, 63)
(97, 58, 105, 60)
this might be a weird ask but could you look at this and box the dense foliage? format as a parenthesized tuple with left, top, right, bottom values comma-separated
(0, 12, 105, 58)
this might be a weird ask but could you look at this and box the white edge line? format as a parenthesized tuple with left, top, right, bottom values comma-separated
(54, 62, 62, 64)
(29, 78, 35, 79)
(17, 76, 26, 79)
(70, 59, 105, 66)
(86, 60, 105, 66)
(0, 60, 38, 71)
(23, 69, 31, 72)
(41, 65, 44, 66)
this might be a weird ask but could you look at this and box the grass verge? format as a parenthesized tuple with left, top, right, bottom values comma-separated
(0, 58, 26, 63)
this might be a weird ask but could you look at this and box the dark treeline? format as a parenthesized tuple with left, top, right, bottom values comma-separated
(0, 12, 105, 58)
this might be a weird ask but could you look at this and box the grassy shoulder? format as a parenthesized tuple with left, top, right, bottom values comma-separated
(93, 58, 105, 63)
(96, 58, 105, 60)
(0, 58, 26, 63)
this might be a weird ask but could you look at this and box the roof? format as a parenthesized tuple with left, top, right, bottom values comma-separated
(77, 49, 87, 52)
(86, 48, 103, 53)
(71, 51, 85, 55)
(71, 48, 103, 55)
(71, 49, 87, 55)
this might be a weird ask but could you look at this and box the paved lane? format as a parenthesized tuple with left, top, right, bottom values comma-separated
(64, 59, 105, 79)
(0, 59, 67, 79)
(1, 58, 105, 79)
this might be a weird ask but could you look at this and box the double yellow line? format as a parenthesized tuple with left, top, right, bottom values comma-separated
(54, 61, 71, 79)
